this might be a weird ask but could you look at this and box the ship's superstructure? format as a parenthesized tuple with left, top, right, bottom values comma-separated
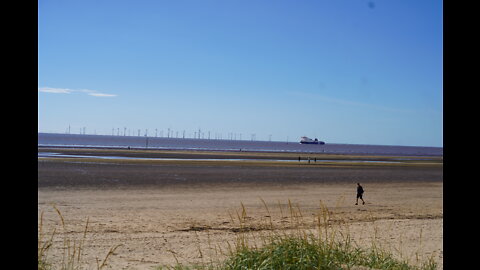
(300, 136, 325, 145)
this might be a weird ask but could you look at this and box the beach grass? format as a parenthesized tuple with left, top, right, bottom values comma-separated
(38, 206, 121, 270)
(157, 201, 438, 270)
(38, 199, 438, 270)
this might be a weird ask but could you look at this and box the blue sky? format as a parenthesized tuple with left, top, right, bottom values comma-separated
(38, 0, 443, 147)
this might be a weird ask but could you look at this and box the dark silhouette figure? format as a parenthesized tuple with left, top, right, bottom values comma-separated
(298, 156, 301, 162)
(356, 183, 365, 205)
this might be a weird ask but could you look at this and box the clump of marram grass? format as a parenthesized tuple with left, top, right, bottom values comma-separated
(38, 206, 121, 270)
(158, 200, 438, 270)
(221, 234, 437, 270)
(38, 210, 55, 270)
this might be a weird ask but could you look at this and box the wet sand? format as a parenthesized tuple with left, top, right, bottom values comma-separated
(38, 148, 443, 269)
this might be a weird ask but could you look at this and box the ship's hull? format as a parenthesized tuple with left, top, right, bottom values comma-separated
(300, 141, 325, 145)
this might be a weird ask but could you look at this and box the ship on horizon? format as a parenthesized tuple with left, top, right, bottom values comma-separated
(300, 136, 325, 144)
(300, 136, 325, 145)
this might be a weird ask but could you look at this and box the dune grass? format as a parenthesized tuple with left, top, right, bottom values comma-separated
(38, 206, 121, 270)
(217, 234, 437, 270)
(158, 201, 438, 270)
(39, 201, 438, 270)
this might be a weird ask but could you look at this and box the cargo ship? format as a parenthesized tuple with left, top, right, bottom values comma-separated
(300, 136, 325, 145)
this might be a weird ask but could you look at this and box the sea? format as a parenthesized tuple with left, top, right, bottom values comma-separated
(38, 133, 443, 157)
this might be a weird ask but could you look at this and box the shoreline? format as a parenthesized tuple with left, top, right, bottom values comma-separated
(38, 146, 443, 162)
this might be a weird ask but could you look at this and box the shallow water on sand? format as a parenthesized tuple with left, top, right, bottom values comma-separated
(38, 133, 443, 156)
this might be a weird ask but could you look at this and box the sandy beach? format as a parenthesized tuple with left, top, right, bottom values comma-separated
(38, 148, 443, 269)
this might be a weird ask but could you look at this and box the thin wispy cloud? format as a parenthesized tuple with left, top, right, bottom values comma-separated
(38, 87, 117, 97)
(87, 92, 117, 97)
(38, 87, 73, 94)
(286, 91, 440, 115)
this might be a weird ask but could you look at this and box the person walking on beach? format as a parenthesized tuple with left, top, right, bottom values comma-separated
(355, 183, 365, 205)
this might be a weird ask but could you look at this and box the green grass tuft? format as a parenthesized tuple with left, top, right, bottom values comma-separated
(157, 200, 438, 270)
(220, 234, 435, 270)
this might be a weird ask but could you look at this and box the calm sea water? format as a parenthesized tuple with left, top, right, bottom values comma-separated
(38, 133, 443, 156)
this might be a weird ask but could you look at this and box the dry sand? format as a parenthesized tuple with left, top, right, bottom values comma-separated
(38, 149, 443, 269)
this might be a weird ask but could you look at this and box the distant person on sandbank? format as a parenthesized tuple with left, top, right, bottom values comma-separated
(356, 183, 365, 205)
